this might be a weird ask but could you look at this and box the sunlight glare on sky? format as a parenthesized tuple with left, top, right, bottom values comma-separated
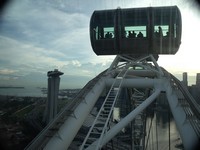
(158, 2, 200, 79)
(0, 0, 200, 88)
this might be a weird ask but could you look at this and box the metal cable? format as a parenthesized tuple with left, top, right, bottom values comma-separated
(145, 116, 154, 150)
(155, 102, 159, 150)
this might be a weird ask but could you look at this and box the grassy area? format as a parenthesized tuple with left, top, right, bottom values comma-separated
(14, 105, 35, 119)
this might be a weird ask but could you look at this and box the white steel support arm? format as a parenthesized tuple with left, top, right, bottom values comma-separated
(166, 83, 199, 150)
(86, 88, 161, 150)
(115, 70, 157, 78)
(44, 78, 106, 150)
(149, 54, 164, 76)
(106, 55, 120, 73)
(105, 78, 166, 88)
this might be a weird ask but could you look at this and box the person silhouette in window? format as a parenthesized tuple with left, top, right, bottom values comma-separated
(109, 32, 113, 38)
(105, 32, 110, 38)
(137, 32, 143, 38)
(128, 31, 132, 38)
(128, 31, 136, 38)
(132, 31, 136, 38)
(158, 26, 163, 37)
(165, 31, 169, 37)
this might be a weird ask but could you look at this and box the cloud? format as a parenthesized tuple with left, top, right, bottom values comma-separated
(1, 0, 90, 48)
(0, 0, 114, 83)
(0, 36, 68, 67)
(0, 34, 112, 87)
(71, 60, 81, 67)
(1, 0, 200, 88)
(0, 69, 17, 75)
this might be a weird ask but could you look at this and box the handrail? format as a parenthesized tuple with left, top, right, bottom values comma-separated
(162, 67, 200, 121)
(80, 67, 129, 149)
(170, 74, 200, 121)
(161, 67, 200, 120)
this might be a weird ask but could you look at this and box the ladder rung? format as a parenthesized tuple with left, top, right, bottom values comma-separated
(110, 92, 116, 94)
(110, 91, 115, 93)
(93, 127, 103, 133)
(104, 104, 112, 106)
(106, 99, 114, 102)
(106, 101, 113, 104)
(109, 95, 115, 97)
(103, 111, 110, 113)
(98, 117, 107, 121)
(107, 97, 114, 99)
(90, 131, 101, 134)
(104, 107, 111, 109)
(93, 127, 103, 131)
(88, 137, 98, 140)
(100, 114, 108, 118)
(84, 143, 92, 147)
(84, 144, 96, 148)
(94, 123, 104, 126)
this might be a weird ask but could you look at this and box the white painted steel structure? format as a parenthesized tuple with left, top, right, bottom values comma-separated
(44, 77, 106, 150)
(25, 55, 200, 150)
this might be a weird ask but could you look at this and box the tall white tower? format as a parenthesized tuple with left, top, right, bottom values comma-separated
(43, 69, 64, 124)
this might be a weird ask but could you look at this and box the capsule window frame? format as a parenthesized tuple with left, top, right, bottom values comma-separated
(103, 27, 115, 39)
(93, 26, 115, 40)
(154, 25, 169, 37)
(124, 26, 147, 38)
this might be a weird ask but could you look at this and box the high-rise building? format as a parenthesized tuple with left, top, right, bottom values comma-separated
(196, 73, 200, 87)
(43, 69, 64, 124)
(182, 72, 188, 86)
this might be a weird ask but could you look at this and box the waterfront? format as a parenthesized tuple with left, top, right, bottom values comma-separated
(0, 87, 45, 97)
(145, 112, 182, 150)
(0, 87, 183, 150)
(0, 87, 80, 98)
(0, 95, 183, 149)
(0, 87, 83, 149)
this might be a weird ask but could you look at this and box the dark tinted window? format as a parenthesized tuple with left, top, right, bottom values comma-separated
(92, 11, 115, 40)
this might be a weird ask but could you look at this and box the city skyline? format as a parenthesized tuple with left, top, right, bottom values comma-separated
(0, 0, 200, 88)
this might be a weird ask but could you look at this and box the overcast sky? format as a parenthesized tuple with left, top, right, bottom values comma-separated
(0, 0, 200, 88)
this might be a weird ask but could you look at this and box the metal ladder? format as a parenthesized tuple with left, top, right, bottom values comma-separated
(80, 68, 128, 150)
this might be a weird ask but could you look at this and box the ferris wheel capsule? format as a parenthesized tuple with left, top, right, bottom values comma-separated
(90, 6, 182, 56)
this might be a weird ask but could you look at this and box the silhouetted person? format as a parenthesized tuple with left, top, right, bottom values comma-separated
(158, 26, 163, 37)
(128, 31, 132, 38)
(105, 32, 113, 38)
(165, 31, 169, 37)
(105, 32, 110, 38)
(137, 32, 143, 38)
(109, 32, 113, 38)
(132, 31, 136, 38)
(128, 31, 136, 38)
(154, 31, 159, 37)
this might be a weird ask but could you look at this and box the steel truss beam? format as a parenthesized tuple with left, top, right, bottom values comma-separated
(27, 54, 200, 150)
(86, 88, 161, 150)
(84, 55, 200, 150)
(44, 78, 106, 150)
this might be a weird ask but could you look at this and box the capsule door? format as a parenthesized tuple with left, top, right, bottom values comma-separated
(119, 8, 150, 54)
